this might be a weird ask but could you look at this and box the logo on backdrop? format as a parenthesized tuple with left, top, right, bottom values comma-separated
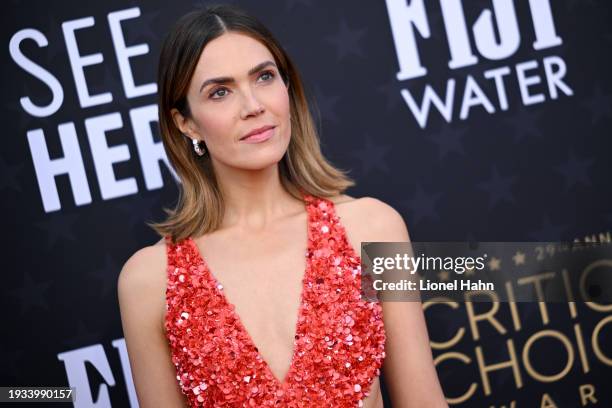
(384, 0, 574, 129)
(8, 7, 177, 214)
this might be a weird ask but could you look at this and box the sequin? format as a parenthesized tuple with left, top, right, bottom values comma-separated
(164, 193, 386, 406)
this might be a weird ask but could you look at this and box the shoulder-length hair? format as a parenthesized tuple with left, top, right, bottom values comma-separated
(148, 3, 355, 243)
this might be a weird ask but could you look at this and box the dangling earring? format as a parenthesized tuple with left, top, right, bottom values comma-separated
(192, 138, 206, 156)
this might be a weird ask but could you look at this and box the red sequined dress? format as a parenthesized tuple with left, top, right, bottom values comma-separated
(164, 193, 386, 407)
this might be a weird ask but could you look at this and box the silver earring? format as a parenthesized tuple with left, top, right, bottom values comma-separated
(192, 138, 205, 156)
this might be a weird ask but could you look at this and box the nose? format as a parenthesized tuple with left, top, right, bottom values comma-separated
(240, 88, 265, 118)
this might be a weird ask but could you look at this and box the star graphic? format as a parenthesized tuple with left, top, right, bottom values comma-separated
(90, 254, 121, 298)
(9, 271, 53, 315)
(0, 156, 24, 192)
(347, 133, 391, 175)
(281, 39, 296, 55)
(477, 166, 518, 209)
(401, 184, 443, 225)
(502, 106, 542, 143)
(427, 126, 467, 160)
(554, 150, 595, 191)
(376, 77, 403, 111)
(311, 85, 342, 125)
(285, 0, 313, 10)
(63, 321, 101, 349)
(123, 8, 161, 43)
(438, 270, 450, 281)
(115, 193, 161, 231)
(528, 215, 569, 241)
(488, 257, 501, 271)
(5, 83, 52, 130)
(192, 0, 217, 9)
(580, 85, 612, 125)
(35, 212, 79, 250)
(512, 251, 526, 266)
(324, 19, 367, 61)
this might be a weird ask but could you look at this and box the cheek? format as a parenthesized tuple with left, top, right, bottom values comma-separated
(273, 86, 291, 117)
(267, 86, 291, 132)
(192, 108, 234, 145)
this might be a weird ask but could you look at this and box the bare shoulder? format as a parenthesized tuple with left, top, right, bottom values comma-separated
(120, 238, 166, 277)
(330, 195, 411, 251)
(332, 195, 405, 227)
(117, 238, 168, 311)
(327, 194, 357, 206)
(117, 237, 190, 406)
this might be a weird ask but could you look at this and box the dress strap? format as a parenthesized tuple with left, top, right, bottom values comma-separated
(164, 235, 199, 272)
(305, 195, 360, 262)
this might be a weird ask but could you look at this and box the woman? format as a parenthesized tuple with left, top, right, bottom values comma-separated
(118, 4, 447, 407)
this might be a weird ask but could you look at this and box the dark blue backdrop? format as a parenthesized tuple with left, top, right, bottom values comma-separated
(3, 0, 612, 407)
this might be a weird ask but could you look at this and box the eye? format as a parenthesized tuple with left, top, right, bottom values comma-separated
(209, 87, 229, 99)
(208, 70, 276, 100)
(259, 70, 276, 82)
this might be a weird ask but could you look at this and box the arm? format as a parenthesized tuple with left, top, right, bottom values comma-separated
(117, 245, 189, 408)
(363, 198, 448, 408)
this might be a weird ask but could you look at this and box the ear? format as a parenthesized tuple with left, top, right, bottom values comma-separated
(171, 108, 198, 140)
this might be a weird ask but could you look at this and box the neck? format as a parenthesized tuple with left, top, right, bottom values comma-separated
(213, 160, 304, 232)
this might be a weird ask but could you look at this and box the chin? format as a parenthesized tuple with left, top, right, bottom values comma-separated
(238, 150, 287, 170)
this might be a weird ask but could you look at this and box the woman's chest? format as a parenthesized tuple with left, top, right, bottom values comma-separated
(164, 197, 387, 406)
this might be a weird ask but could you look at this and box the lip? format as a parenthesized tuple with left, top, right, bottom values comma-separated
(241, 125, 275, 140)
(240, 126, 276, 143)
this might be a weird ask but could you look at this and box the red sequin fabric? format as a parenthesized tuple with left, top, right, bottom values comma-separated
(164, 193, 386, 407)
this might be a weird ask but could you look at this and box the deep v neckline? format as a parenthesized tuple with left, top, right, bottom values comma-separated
(186, 193, 314, 388)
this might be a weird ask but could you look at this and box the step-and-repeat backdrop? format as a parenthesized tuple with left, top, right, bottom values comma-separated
(3, 1, 611, 406)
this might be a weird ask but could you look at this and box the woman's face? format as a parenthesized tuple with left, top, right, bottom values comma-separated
(176, 32, 291, 171)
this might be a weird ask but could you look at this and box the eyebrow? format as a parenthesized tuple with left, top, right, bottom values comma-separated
(198, 60, 277, 94)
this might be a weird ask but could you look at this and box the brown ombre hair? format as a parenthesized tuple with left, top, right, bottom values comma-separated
(148, 3, 355, 243)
